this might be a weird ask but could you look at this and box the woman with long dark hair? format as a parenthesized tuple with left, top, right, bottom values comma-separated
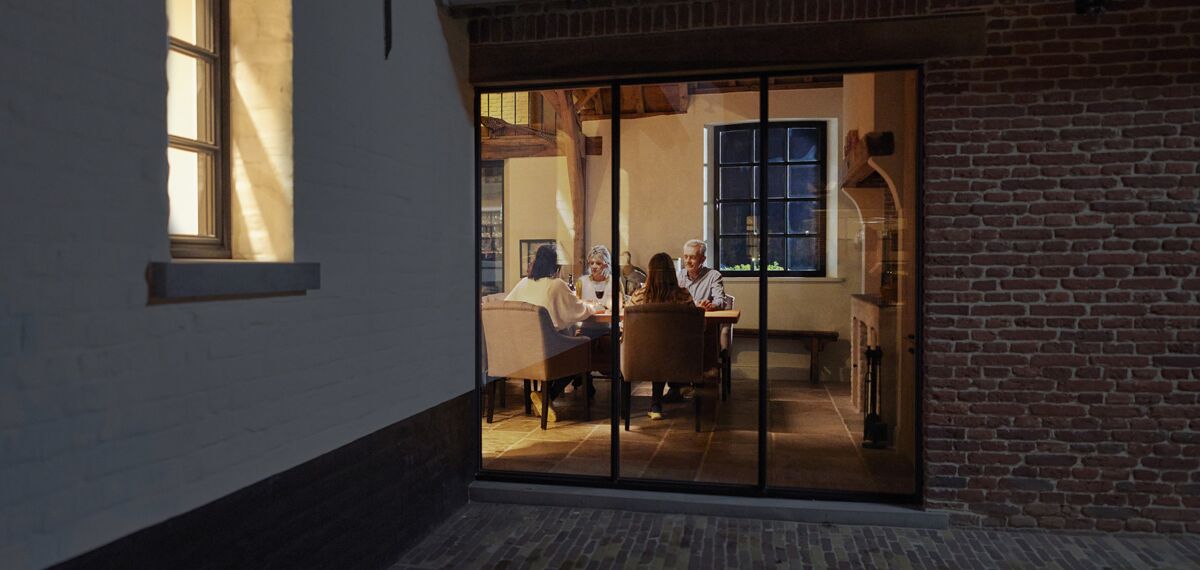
(507, 245, 594, 331)
(628, 252, 694, 419)
(505, 245, 594, 420)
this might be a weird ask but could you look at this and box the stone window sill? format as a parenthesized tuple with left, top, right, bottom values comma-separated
(147, 260, 320, 303)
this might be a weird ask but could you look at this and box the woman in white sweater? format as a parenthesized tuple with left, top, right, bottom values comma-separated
(505, 245, 594, 419)
(506, 245, 594, 331)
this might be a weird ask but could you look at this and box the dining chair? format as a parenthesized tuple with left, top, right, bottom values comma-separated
(620, 303, 711, 431)
(480, 292, 510, 419)
(720, 294, 735, 401)
(481, 301, 591, 430)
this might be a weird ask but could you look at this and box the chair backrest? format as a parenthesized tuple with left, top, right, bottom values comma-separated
(481, 301, 585, 381)
(621, 303, 705, 384)
(479, 292, 508, 381)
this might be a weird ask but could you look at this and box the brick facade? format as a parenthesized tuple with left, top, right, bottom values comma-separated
(457, 0, 1200, 533)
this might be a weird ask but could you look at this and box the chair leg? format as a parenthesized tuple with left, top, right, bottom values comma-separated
(540, 379, 550, 430)
(487, 379, 497, 423)
(584, 374, 593, 421)
(624, 383, 631, 431)
(694, 389, 701, 432)
(523, 380, 532, 415)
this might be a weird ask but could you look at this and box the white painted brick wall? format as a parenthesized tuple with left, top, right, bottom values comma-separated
(0, 1, 474, 567)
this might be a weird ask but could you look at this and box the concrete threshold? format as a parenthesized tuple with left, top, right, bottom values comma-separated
(470, 481, 949, 530)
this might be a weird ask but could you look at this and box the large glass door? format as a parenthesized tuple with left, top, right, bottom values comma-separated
(764, 71, 918, 495)
(476, 71, 920, 501)
(478, 86, 613, 478)
(616, 79, 760, 486)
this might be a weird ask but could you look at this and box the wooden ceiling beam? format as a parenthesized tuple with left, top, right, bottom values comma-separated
(479, 134, 602, 160)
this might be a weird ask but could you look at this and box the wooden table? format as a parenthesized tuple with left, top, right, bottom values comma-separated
(587, 309, 740, 370)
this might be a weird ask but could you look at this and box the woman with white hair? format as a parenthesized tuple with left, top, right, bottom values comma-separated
(576, 244, 615, 311)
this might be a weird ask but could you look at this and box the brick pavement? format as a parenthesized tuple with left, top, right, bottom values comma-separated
(392, 502, 1200, 569)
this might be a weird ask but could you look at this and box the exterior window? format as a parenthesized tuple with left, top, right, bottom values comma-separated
(712, 121, 827, 277)
(166, 0, 229, 258)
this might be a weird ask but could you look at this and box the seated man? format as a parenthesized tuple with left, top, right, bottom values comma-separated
(664, 239, 726, 403)
(676, 239, 726, 311)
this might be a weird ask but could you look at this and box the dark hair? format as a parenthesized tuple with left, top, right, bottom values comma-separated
(529, 245, 560, 280)
(642, 252, 682, 303)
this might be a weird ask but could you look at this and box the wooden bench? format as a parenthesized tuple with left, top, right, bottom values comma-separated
(733, 329, 840, 384)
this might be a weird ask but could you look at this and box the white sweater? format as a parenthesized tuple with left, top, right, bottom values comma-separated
(576, 276, 614, 310)
(505, 277, 595, 331)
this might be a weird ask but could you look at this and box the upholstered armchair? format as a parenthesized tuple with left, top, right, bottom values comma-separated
(481, 301, 590, 430)
(620, 303, 711, 431)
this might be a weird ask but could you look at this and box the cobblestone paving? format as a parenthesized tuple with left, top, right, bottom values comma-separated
(392, 503, 1200, 569)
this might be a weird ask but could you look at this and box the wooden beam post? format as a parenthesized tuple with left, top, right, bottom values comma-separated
(543, 89, 588, 279)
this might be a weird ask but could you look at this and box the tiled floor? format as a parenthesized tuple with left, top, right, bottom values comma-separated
(481, 374, 915, 494)
(392, 503, 1200, 569)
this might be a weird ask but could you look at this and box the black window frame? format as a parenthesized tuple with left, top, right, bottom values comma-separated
(167, 0, 232, 259)
(479, 160, 505, 295)
(711, 121, 828, 277)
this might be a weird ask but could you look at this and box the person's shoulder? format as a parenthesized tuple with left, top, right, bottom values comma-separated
(707, 267, 724, 280)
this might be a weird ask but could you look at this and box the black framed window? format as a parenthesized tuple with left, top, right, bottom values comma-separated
(712, 121, 827, 277)
(166, 0, 230, 258)
(480, 161, 504, 295)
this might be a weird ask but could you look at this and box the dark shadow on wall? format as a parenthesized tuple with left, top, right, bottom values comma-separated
(435, 0, 473, 121)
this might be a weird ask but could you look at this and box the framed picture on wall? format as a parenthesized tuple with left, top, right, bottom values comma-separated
(519, 239, 558, 277)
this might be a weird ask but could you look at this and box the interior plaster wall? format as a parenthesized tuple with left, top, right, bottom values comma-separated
(505, 87, 861, 382)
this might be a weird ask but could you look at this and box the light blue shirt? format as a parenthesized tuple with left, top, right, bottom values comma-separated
(677, 266, 726, 309)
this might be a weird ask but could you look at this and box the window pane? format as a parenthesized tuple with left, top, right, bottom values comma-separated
(719, 203, 756, 235)
(768, 127, 786, 163)
(480, 163, 504, 295)
(788, 127, 821, 161)
(766, 202, 785, 235)
(166, 50, 213, 142)
(787, 201, 819, 234)
(167, 147, 214, 237)
(166, 0, 213, 49)
(786, 237, 819, 271)
(718, 237, 752, 270)
(787, 165, 821, 198)
(766, 165, 786, 198)
(764, 237, 785, 271)
(719, 166, 756, 200)
(719, 129, 755, 164)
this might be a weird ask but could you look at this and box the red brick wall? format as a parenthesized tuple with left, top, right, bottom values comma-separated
(458, 0, 1200, 533)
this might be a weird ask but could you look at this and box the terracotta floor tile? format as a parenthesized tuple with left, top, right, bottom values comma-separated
(482, 380, 916, 494)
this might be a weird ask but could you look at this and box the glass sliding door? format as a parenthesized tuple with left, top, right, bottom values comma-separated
(617, 79, 760, 486)
(478, 87, 613, 477)
(475, 70, 921, 501)
(765, 72, 918, 495)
